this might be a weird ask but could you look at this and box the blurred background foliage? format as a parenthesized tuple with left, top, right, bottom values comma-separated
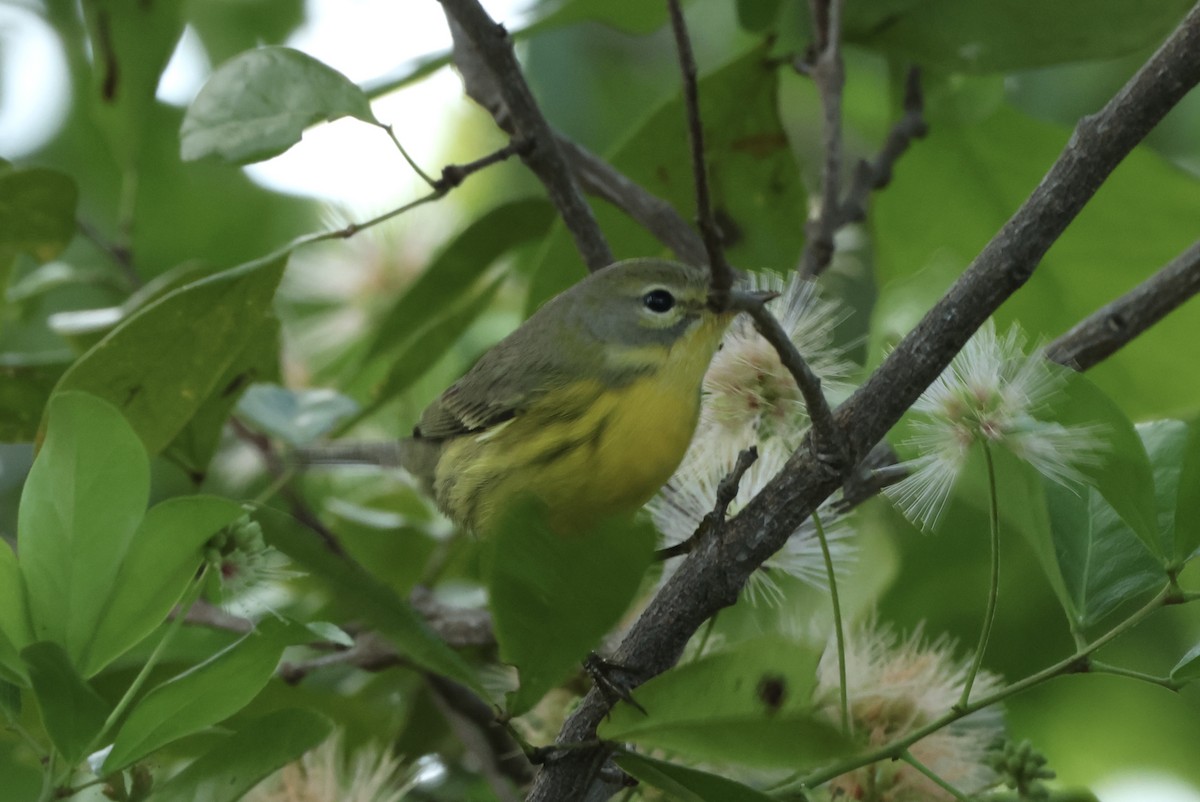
(3, 0, 1200, 799)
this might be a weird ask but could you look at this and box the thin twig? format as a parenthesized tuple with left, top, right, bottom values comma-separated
(655, 447, 758, 561)
(840, 67, 928, 224)
(666, 0, 735, 304)
(293, 140, 530, 251)
(442, 0, 613, 270)
(667, 0, 844, 463)
(736, 295, 845, 464)
(798, 0, 846, 279)
(1046, 238, 1200, 369)
(425, 673, 533, 798)
(230, 416, 346, 556)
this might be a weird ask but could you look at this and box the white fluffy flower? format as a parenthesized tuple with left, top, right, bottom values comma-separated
(699, 270, 853, 459)
(246, 731, 418, 802)
(815, 622, 1004, 801)
(886, 319, 1104, 530)
(649, 441, 854, 606)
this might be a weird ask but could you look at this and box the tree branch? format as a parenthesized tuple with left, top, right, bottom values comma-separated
(556, 135, 708, 265)
(665, 0, 735, 303)
(798, 0, 846, 279)
(839, 66, 928, 225)
(1045, 238, 1200, 370)
(527, 4, 1200, 798)
(441, 0, 613, 270)
(667, 0, 844, 464)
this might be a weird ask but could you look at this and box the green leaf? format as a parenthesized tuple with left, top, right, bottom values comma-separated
(0, 540, 31, 684)
(526, 44, 804, 309)
(488, 503, 656, 715)
(370, 273, 507, 407)
(871, 103, 1200, 420)
(22, 642, 109, 763)
(257, 506, 482, 693)
(235, 384, 359, 446)
(848, 0, 1195, 73)
(182, 46, 379, 164)
(102, 621, 290, 772)
(614, 752, 776, 802)
(166, 312, 282, 476)
(1173, 420, 1200, 565)
(18, 393, 149, 665)
(1170, 641, 1200, 685)
(1136, 420, 1190, 564)
(598, 636, 851, 770)
(363, 199, 555, 363)
(1044, 370, 1160, 559)
(969, 449, 1074, 629)
(81, 497, 246, 677)
(50, 253, 287, 456)
(1043, 478, 1162, 629)
(0, 165, 78, 265)
(148, 709, 332, 802)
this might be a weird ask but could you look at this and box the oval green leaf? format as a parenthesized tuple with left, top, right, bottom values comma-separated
(18, 392, 149, 665)
(256, 506, 481, 693)
(80, 497, 247, 677)
(102, 621, 289, 772)
(1043, 370, 1160, 559)
(22, 642, 109, 764)
(50, 254, 287, 456)
(598, 636, 851, 770)
(182, 46, 379, 164)
(488, 502, 657, 716)
(1172, 420, 1200, 565)
(0, 541, 30, 684)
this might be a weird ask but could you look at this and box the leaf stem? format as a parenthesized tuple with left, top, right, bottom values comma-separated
(900, 748, 973, 801)
(813, 509, 849, 734)
(378, 122, 437, 187)
(1089, 660, 1181, 691)
(959, 441, 1000, 709)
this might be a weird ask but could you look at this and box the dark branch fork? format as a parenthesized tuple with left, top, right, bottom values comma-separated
(529, 3, 1200, 799)
(666, 0, 846, 465)
(440, 0, 613, 271)
(799, 0, 928, 279)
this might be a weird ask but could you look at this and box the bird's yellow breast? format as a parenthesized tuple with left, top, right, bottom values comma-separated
(433, 318, 726, 533)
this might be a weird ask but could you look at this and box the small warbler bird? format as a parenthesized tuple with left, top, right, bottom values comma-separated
(315, 258, 756, 533)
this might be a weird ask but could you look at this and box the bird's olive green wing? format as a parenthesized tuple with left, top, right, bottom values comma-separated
(412, 327, 577, 441)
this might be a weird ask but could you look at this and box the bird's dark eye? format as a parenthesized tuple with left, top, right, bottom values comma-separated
(642, 288, 676, 313)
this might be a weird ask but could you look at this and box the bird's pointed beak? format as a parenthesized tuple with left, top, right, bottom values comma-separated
(727, 288, 780, 312)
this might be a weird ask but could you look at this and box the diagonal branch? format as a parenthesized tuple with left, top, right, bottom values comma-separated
(1045, 238, 1200, 370)
(528, 3, 1200, 798)
(441, 0, 613, 270)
